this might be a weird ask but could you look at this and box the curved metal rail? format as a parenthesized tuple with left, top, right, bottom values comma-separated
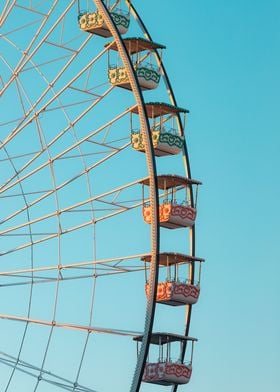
(94, 2, 160, 391)
(126, 2, 197, 391)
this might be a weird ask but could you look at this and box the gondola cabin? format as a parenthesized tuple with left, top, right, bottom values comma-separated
(130, 103, 187, 156)
(78, 1, 130, 37)
(106, 38, 165, 90)
(142, 253, 204, 306)
(134, 333, 197, 386)
(140, 175, 202, 229)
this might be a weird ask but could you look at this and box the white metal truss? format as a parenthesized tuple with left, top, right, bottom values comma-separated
(0, 1, 199, 391)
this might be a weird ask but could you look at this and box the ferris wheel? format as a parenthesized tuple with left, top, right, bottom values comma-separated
(0, 1, 204, 391)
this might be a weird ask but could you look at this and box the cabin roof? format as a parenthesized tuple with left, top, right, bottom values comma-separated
(139, 175, 202, 189)
(134, 332, 197, 345)
(130, 102, 189, 117)
(106, 37, 166, 53)
(141, 252, 205, 265)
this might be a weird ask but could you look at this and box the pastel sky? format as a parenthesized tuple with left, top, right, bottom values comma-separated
(1, 1, 279, 391)
(140, 1, 280, 391)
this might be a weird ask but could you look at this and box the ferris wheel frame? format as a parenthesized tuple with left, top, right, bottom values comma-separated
(0, 1, 202, 391)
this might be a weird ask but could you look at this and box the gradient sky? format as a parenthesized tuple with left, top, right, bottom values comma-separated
(139, 1, 280, 391)
(1, 1, 280, 391)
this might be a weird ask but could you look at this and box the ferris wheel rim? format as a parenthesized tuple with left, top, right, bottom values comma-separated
(125, 2, 198, 391)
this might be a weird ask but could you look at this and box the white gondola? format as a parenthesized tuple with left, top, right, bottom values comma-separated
(140, 175, 201, 229)
(108, 64, 161, 90)
(107, 38, 165, 90)
(142, 253, 204, 306)
(78, 0, 130, 37)
(130, 102, 187, 156)
(134, 333, 197, 386)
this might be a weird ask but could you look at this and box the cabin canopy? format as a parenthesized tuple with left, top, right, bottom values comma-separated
(139, 175, 202, 189)
(141, 252, 205, 266)
(130, 102, 189, 118)
(134, 332, 197, 345)
(106, 37, 166, 53)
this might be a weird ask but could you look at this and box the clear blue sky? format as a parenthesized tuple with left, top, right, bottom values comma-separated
(1, 1, 280, 391)
(140, 1, 280, 391)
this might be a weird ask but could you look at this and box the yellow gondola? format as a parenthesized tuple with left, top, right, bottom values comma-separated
(106, 38, 165, 90)
(78, 0, 130, 37)
(130, 102, 188, 156)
